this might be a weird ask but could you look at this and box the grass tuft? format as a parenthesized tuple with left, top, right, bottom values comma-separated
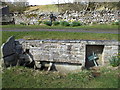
(2, 66, 119, 88)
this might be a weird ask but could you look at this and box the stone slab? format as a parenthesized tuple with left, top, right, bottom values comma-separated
(1, 36, 16, 57)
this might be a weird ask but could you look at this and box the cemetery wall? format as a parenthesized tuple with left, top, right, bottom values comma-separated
(14, 10, 119, 25)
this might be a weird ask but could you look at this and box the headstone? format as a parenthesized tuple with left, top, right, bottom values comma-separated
(1, 36, 16, 57)
(1, 36, 18, 67)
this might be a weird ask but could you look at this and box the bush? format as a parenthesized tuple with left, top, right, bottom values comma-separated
(60, 21, 70, 26)
(20, 22, 26, 25)
(53, 21, 60, 26)
(109, 54, 120, 67)
(38, 21, 42, 25)
(112, 21, 119, 25)
(114, 22, 119, 25)
(71, 21, 81, 27)
(44, 21, 52, 26)
(92, 22, 97, 25)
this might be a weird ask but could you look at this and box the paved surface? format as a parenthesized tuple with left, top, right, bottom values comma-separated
(2, 28, 119, 34)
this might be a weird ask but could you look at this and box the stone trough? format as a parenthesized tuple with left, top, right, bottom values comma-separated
(1, 36, 120, 73)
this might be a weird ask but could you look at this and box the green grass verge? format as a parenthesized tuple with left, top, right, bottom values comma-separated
(2, 31, 118, 44)
(1, 24, 118, 29)
(2, 66, 119, 88)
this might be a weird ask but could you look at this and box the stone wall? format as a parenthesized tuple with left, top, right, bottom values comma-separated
(18, 39, 119, 67)
(1, 36, 119, 71)
(14, 10, 119, 25)
(19, 40, 86, 65)
(103, 45, 119, 64)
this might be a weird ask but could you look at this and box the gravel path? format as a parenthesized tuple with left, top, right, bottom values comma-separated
(2, 28, 119, 34)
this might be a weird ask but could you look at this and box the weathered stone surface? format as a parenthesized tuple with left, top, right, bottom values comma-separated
(14, 10, 119, 25)
(102, 45, 119, 65)
(16, 39, 120, 67)
(1, 36, 18, 67)
(54, 63, 82, 73)
(1, 37, 120, 69)
(1, 36, 16, 57)
(3, 54, 18, 66)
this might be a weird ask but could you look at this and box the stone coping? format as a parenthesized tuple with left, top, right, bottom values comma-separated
(16, 39, 120, 45)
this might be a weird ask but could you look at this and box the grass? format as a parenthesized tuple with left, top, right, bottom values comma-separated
(85, 67, 119, 88)
(2, 66, 119, 88)
(1, 24, 119, 88)
(27, 4, 58, 12)
(1, 24, 119, 30)
(1, 31, 118, 44)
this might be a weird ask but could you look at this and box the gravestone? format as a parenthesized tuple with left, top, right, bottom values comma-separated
(1, 36, 18, 67)
(2, 36, 15, 56)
